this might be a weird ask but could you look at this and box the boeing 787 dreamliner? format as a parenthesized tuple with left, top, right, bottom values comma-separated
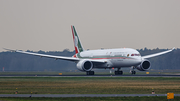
(4, 26, 174, 75)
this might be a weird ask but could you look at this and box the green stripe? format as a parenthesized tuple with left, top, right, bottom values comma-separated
(73, 26, 83, 52)
(77, 53, 82, 58)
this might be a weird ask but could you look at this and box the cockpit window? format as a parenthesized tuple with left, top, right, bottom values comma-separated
(131, 54, 140, 56)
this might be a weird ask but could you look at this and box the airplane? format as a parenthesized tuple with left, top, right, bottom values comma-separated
(4, 25, 174, 75)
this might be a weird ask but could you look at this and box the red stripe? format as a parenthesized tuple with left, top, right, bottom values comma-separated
(71, 25, 78, 53)
(75, 47, 78, 54)
(73, 54, 77, 58)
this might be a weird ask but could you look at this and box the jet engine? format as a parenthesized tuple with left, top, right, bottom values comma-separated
(76, 60, 93, 71)
(136, 59, 151, 71)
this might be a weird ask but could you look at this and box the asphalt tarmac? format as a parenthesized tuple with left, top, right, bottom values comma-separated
(0, 74, 180, 77)
(0, 94, 180, 97)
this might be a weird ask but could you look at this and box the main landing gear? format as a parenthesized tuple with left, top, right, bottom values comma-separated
(86, 71, 94, 75)
(115, 68, 123, 75)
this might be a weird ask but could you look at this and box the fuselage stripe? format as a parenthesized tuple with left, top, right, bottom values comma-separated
(71, 26, 79, 54)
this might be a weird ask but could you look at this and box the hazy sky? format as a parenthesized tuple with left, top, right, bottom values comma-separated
(0, 0, 180, 52)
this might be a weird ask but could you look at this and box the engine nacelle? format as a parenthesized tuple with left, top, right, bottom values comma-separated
(136, 59, 151, 71)
(76, 60, 93, 71)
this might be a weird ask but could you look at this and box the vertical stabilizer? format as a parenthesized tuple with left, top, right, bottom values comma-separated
(71, 25, 84, 53)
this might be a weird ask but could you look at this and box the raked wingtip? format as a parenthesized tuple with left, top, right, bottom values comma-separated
(3, 48, 16, 52)
(172, 47, 175, 50)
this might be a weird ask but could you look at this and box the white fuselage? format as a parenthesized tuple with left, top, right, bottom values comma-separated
(75, 48, 142, 68)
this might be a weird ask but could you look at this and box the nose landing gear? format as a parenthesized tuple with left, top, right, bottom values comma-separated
(86, 71, 94, 75)
(131, 71, 136, 74)
(130, 67, 136, 75)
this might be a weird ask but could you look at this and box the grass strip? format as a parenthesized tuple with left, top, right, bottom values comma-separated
(0, 77, 179, 94)
(0, 96, 180, 101)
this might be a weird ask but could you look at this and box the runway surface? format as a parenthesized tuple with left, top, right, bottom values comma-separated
(0, 74, 180, 77)
(0, 94, 180, 97)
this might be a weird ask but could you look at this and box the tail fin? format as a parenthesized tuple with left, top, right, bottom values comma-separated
(71, 25, 84, 53)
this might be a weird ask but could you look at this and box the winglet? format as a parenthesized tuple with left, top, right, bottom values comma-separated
(172, 47, 175, 50)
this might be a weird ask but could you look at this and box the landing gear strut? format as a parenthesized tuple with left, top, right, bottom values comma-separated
(130, 67, 136, 75)
(114, 68, 123, 75)
(86, 71, 94, 75)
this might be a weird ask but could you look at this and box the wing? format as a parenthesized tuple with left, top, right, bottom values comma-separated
(3, 48, 106, 64)
(142, 47, 175, 59)
(4, 48, 80, 62)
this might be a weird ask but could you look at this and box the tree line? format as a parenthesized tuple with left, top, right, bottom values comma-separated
(0, 48, 179, 71)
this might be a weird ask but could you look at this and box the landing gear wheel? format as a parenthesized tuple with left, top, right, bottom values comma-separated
(114, 68, 123, 75)
(86, 71, 94, 75)
(115, 71, 123, 75)
(131, 71, 136, 75)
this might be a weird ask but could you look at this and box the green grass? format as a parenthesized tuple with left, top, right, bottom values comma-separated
(0, 77, 180, 94)
(0, 96, 180, 101)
